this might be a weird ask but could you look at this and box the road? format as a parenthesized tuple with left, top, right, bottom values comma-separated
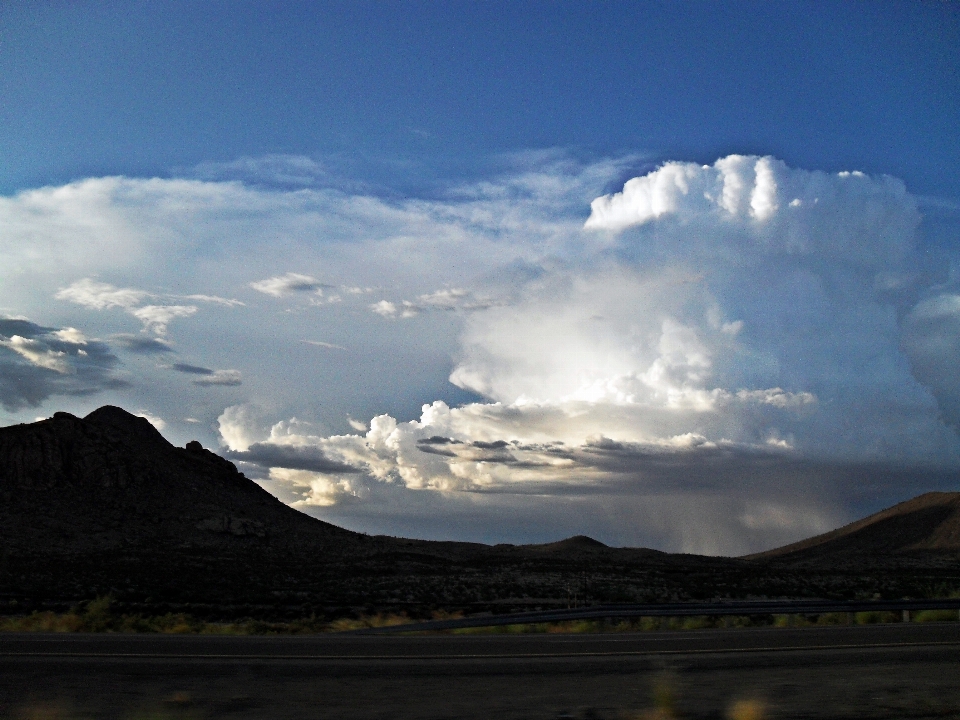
(1, 623, 959, 719)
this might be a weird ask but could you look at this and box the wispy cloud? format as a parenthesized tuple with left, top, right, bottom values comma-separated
(301, 340, 347, 350)
(112, 334, 174, 354)
(369, 288, 504, 319)
(250, 273, 330, 297)
(55, 279, 146, 310)
(56, 279, 241, 337)
(170, 363, 241, 386)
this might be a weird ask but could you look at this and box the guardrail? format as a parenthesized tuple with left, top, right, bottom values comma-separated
(356, 598, 960, 633)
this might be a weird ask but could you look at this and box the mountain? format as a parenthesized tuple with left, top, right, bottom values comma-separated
(747, 492, 960, 565)
(0, 406, 355, 554)
(1, 406, 959, 617)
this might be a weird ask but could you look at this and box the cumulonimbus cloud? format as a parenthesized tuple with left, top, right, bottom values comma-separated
(2, 153, 958, 553)
(219, 155, 960, 553)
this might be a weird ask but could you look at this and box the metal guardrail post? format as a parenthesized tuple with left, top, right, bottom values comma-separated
(902, 609, 911, 622)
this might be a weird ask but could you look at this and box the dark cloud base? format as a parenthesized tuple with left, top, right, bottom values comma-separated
(0, 319, 124, 412)
(226, 443, 360, 474)
(112, 334, 173, 354)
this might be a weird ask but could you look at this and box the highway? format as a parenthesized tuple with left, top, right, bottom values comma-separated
(1, 623, 959, 718)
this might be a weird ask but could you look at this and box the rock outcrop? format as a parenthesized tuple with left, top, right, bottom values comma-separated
(0, 406, 352, 553)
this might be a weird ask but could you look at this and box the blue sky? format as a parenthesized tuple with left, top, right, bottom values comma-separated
(1, 1, 959, 553)
(4, 1, 958, 196)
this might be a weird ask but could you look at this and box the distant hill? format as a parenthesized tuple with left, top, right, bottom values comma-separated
(747, 492, 960, 564)
(1, 406, 959, 617)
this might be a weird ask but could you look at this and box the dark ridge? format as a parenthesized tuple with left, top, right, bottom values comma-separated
(746, 492, 960, 562)
(2, 406, 960, 617)
(0, 405, 355, 554)
(533, 535, 609, 552)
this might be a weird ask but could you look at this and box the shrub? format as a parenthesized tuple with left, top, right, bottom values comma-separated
(914, 609, 959, 623)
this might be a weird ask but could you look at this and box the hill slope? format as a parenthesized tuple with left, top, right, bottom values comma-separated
(0, 406, 355, 553)
(2, 407, 959, 616)
(747, 492, 960, 563)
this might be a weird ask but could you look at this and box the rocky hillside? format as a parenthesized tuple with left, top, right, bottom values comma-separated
(0, 406, 355, 554)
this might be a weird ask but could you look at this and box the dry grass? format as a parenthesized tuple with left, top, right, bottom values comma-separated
(2, 596, 958, 636)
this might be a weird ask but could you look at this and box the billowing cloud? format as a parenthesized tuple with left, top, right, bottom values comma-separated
(135, 410, 166, 431)
(214, 155, 960, 553)
(902, 293, 960, 430)
(216, 404, 268, 452)
(2, 153, 959, 553)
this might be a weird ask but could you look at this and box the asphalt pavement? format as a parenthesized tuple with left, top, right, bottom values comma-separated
(1, 623, 959, 719)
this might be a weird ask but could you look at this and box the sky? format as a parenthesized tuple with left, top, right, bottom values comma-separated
(1, 1, 959, 555)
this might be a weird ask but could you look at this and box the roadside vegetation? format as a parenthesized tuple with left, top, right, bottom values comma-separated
(1, 596, 958, 635)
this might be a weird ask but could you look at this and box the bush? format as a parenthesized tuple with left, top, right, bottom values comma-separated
(854, 611, 899, 624)
(914, 609, 959, 623)
(815, 612, 851, 625)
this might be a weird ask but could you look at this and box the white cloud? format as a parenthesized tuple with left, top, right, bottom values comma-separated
(302, 340, 347, 350)
(370, 288, 505, 320)
(251, 273, 327, 297)
(182, 294, 245, 307)
(370, 299, 421, 318)
(135, 410, 166, 431)
(0, 317, 122, 411)
(584, 156, 918, 272)
(3, 153, 959, 553)
(51, 327, 88, 344)
(217, 404, 268, 452)
(269, 467, 366, 507)
(0, 335, 70, 373)
(908, 293, 960, 322)
(192, 369, 242, 386)
(188, 154, 330, 187)
(55, 279, 147, 310)
(211, 154, 959, 553)
(55, 279, 226, 337)
(130, 305, 198, 336)
(902, 292, 960, 430)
